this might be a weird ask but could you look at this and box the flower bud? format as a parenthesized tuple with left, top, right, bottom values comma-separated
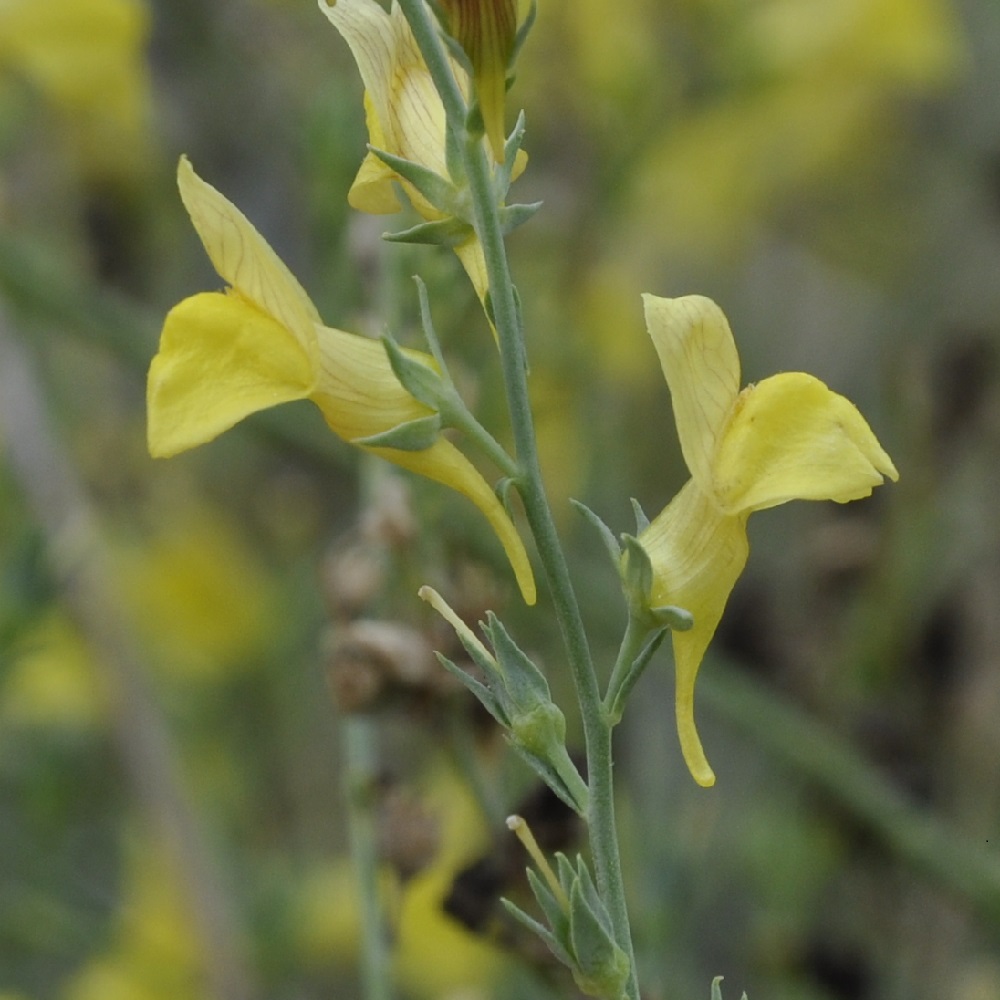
(438, 0, 518, 160)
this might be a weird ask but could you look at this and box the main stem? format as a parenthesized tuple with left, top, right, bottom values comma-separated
(393, 4, 639, 995)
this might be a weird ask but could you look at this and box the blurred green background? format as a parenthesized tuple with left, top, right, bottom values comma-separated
(2, 1, 1000, 998)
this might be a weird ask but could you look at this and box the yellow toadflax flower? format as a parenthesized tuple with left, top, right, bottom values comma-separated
(318, 0, 524, 306)
(638, 294, 898, 787)
(436, 0, 518, 161)
(147, 157, 535, 605)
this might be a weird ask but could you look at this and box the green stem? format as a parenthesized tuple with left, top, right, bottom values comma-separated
(440, 388, 520, 480)
(392, 4, 639, 995)
(603, 616, 654, 719)
(342, 717, 394, 1000)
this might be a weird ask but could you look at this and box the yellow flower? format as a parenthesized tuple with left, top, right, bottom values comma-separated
(437, 0, 518, 161)
(318, 0, 524, 306)
(147, 157, 535, 605)
(638, 294, 898, 787)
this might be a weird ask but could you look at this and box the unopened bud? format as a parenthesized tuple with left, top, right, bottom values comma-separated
(438, 0, 518, 160)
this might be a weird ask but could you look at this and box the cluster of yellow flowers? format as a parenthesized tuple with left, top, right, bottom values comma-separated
(149, 0, 897, 787)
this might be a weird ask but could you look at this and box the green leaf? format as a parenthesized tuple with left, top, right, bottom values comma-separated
(630, 497, 651, 535)
(507, 739, 588, 815)
(568, 876, 630, 998)
(483, 612, 551, 710)
(433, 652, 510, 728)
(569, 498, 622, 566)
(499, 896, 572, 967)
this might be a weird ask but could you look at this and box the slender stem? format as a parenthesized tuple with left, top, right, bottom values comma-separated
(342, 717, 394, 1000)
(440, 389, 520, 480)
(392, 4, 639, 995)
(603, 616, 652, 717)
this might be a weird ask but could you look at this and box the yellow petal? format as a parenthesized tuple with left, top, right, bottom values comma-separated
(642, 294, 741, 497)
(320, 0, 449, 185)
(176, 157, 321, 356)
(148, 292, 314, 457)
(640, 480, 750, 787)
(713, 372, 900, 514)
(347, 94, 405, 214)
(312, 325, 435, 440)
(370, 437, 536, 606)
(453, 235, 490, 309)
(319, 0, 401, 151)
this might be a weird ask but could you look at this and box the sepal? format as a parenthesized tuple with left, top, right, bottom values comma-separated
(569, 498, 622, 567)
(630, 497, 651, 535)
(495, 110, 528, 197)
(500, 896, 572, 967)
(354, 414, 442, 451)
(524, 867, 571, 951)
(620, 534, 654, 614)
(433, 651, 509, 728)
(382, 216, 474, 248)
(368, 145, 467, 218)
(498, 201, 543, 234)
(484, 614, 589, 814)
(381, 335, 446, 409)
(511, 1, 537, 64)
(620, 533, 693, 632)
(711, 976, 748, 1000)
(649, 604, 693, 630)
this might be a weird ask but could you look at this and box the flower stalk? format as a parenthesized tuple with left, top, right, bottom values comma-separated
(393, 1, 640, 993)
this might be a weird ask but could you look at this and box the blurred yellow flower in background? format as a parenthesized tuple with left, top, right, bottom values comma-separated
(62, 840, 206, 1000)
(1, 613, 108, 731)
(0, 0, 152, 171)
(148, 157, 535, 604)
(114, 501, 279, 682)
(292, 768, 506, 998)
(638, 294, 898, 787)
(625, 0, 963, 259)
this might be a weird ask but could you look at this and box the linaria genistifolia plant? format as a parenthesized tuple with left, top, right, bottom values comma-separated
(147, 1, 898, 996)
